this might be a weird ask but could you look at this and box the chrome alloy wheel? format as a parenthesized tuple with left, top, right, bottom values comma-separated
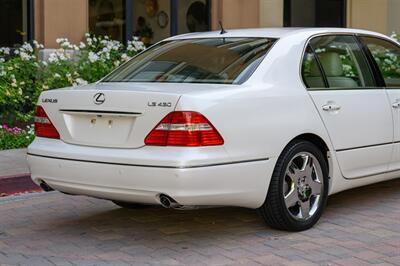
(283, 152, 324, 221)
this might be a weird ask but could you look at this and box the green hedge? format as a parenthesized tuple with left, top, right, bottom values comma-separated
(0, 34, 145, 150)
(0, 34, 145, 124)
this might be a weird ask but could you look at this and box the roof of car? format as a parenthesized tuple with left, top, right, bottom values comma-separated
(167, 27, 390, 40)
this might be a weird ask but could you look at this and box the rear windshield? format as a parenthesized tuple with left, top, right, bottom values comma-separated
(103, 38, 276, 84)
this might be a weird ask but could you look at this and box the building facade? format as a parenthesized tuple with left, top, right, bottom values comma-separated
(1, 0, 400, 48)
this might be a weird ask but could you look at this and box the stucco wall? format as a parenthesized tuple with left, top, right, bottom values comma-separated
(259, 0, 283, 27)
(347, 0, 388, 34)
(35, 0, 88, 48)
(388, 0, 400, 34)
(211, 0, 260, 30)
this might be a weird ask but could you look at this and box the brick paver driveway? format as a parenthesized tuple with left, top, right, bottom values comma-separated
(0, 180, 399, 266)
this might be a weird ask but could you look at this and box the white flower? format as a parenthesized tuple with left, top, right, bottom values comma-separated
(79, 42, 86, 49)
(343, 64, 352, 72)
(75, 78, 88, 86)
(7, 66, 13, 71)
(114, 60, 120, 67)
(121, 53, 130, 61)
(1, 47, 10, 55)
(0, 58, 4, 63)
(11, 78, 17, 87)
(54, 73, 61, 78)
(48, 54, 58, 63)
(85, 33, 90, 38)
(384, 59, 393, 64)
(42, 61, 48, 66)
(66, 73, 71, 78)
(21, 43, 33, 52)
(0, 71, 5, 76)
(88, 51, 99, 63)
(19, 51, 31, 61)
(42, 84, 49, 90)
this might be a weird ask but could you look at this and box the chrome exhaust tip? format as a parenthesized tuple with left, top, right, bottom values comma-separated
(159, 194, 181, 209)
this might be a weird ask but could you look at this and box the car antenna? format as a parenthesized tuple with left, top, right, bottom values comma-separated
(219, 21, 227, 35)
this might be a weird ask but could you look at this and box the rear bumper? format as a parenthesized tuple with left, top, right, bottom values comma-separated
(27, 138, 275, 208)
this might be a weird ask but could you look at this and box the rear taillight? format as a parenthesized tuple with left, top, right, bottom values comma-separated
(145, 111, 224, 146)
(34, 106, 60, 139)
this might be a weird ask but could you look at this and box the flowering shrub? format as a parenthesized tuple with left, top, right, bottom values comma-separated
(0, 42, 43, 123)
(0, 34, 145, 125)
(0, 124, 34, 150)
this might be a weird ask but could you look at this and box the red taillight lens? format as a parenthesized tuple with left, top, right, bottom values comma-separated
(145, 111, 224, 146)
(34, 106, 60, 139)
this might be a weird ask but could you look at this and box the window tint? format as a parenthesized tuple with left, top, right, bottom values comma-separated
(302, 45, 326, 89)
(103, 38, 275, 84)
(309, 35, 375, 88)
(360, 37, 400, 87)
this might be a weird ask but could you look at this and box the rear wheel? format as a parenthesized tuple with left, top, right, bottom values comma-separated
(258, 140, 329, 231)
(112, 201, 151, 209)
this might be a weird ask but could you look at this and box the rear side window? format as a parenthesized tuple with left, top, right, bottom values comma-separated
(103, 38, 276, 84)
(360, 36, 400, 87)
(302, 35, 375, 89)
(302, 45, 326, 89)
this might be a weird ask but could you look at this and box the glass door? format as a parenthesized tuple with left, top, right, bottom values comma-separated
(0, 0, 31, 47)
(177, 0, 210, 35)
(284, 0, 346, 27)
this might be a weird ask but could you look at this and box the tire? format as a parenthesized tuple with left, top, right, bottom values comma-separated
(258, 140, 329, 231)
(112, 201, 151, 209)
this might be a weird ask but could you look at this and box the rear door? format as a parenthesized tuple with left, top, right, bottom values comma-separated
(303, 35, 393, 179)
(359, 36, 400, 172)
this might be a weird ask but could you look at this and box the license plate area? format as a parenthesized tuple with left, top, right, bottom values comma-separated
(63, 113, 136, 146)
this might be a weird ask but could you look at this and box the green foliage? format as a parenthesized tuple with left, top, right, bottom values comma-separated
(0, 124, 35, 150)
(0, 35, 145, 125)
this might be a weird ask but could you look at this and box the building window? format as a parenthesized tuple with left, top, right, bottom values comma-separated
(89, 0, 126, 42)
(132, 0, 171, 45)
(177, 0, 210, 35)
(0, 0, 32, 47)
(284, 0, 346, 27)
(89, 0, 211, 45)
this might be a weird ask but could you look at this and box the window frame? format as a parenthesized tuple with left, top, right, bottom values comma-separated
(300, 33, 381, 91)
(357, 34, 400, 89)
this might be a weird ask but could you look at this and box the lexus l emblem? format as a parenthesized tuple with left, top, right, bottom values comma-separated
(93, 93, 105, 105)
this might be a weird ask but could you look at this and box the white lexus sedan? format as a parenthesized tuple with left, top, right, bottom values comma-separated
(28, 28, 400, 231)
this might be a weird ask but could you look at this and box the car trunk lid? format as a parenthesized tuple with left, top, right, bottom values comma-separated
(39, 83, 181, 148)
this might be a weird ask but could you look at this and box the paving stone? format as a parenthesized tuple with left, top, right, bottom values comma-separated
(0, 179, 398, 265)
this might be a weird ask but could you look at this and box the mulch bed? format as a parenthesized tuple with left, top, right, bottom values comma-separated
(0, 174, 42, 197)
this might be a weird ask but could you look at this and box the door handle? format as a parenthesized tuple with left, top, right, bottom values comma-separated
(392, 101, 400, 109)
(322, 103, 341, 111)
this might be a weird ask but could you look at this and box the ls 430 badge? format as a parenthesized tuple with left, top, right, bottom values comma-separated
(148, 102, 172, 107)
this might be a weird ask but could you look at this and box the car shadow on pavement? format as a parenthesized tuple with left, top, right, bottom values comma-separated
(41, 178, 400, 238)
